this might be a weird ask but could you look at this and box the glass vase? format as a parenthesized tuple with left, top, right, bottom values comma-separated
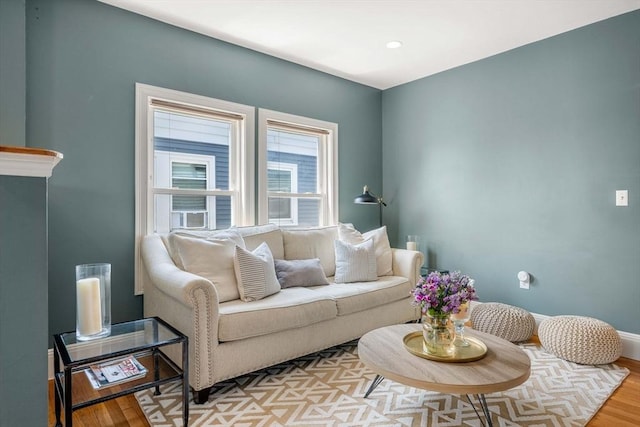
(76, 263, 111, 341)
(422, 312, 454, 357)
(451, 302, 471, 347)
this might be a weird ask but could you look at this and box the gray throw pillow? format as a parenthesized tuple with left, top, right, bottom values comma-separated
(274, 258, 330, 288)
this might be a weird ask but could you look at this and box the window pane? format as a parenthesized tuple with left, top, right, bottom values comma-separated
(267, 129, 317, 193)
(155, 194, 232, 232)
(268, 169, 292, 192)
(154, 110, 230, 191)
(297, 198, 320, 227)
(172, 195, 206, 211)
(268, 197, 291, 220)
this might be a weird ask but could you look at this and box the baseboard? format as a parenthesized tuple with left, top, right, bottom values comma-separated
(48, 311, 640, 379)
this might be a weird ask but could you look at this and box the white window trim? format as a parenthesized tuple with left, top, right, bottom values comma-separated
(258, 109, 338, 227)
(135, 83, 255, 295)
(267, 161, 298, 225)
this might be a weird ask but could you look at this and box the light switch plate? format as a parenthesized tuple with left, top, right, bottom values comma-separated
(616, 190, 628, 206)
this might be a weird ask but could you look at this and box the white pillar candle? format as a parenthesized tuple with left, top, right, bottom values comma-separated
(407, 241, 417, 251)
(77, 277, 103, 336)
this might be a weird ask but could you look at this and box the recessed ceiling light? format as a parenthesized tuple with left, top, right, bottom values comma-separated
(386, 41, 403, 49)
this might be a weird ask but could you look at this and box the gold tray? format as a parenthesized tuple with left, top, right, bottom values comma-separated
(403, 331, 488, 363)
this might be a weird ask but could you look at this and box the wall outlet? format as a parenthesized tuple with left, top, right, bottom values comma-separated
(616, 190, 628, 207)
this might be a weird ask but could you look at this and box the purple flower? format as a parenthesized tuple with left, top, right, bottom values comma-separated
(411, 270, 478, 317)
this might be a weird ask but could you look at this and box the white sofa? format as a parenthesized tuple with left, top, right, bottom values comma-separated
(141, 224, 423, 403)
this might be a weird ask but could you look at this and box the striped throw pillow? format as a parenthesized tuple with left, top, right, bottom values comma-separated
(334, 238, 377, 283)
(234, 242, 281, 302)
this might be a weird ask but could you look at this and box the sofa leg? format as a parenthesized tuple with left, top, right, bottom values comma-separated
(192, 387, 212, 404)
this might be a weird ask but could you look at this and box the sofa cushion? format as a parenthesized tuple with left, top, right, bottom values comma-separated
(242, 229, 284, 260)
(169, 233, 241, 302)
(234, 243, 281, 302)
(274, 258, 329, 288)
(338, 223, 393, 276)
(310, 275, 410, 316)
(282, 226, 338, 276)
(334, 238, 377, 283)
(218, 287, 338, 342)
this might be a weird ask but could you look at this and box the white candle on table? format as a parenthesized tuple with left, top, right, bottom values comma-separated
(407, 241, 417, 251)
(77, 277, 103, 336)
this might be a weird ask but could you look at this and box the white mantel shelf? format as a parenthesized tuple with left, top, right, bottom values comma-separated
(0, 145, 63, 178)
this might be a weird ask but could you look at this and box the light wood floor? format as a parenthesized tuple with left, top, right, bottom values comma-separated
(48, 342, 640, 426)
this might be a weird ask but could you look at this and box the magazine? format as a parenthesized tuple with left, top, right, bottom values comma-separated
(85, 355, 148, 389)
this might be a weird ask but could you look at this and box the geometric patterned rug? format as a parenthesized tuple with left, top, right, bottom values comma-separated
(135, 341, 629, 426)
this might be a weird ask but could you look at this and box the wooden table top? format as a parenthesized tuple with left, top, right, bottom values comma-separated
(358, 324, 531, 395)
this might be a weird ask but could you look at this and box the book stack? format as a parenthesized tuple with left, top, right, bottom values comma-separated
(85, 355, 148, 389)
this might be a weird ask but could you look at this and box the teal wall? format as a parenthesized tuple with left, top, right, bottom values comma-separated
(0, 176, 48, 427)
(382, 10, 640, 334)
(26, 0, 382, 340)
(0, 0, 26, 146)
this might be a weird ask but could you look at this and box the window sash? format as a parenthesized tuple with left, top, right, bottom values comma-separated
(258, 109, 338, 227)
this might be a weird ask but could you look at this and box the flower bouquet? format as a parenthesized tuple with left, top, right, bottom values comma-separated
(412, 270, 478, 355)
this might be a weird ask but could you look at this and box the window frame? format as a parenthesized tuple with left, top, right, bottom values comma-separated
(135, 83, 255, 294)
(258, 109, 338, 227)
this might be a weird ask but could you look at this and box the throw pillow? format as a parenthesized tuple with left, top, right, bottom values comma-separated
(242, 229, 285, 260)
(169, 234, 241, 302)
(334, 238, 377, 283)
(274, 258, 330, 288)
(282, 226, 338, 277)
(168, 229, 245, 269)
(338, 223, 392, 276)
(234, 242, 281, 302)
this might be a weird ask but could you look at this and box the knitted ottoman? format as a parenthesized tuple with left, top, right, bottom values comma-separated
(470, 302, 535, 342)
(538, 315, 621, 365)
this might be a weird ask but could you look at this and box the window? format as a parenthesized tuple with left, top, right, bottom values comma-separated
(135, 83, 255, 294)
(258, 109, 338, 227)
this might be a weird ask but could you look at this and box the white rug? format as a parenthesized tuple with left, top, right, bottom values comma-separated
(135, 342, 629, 426)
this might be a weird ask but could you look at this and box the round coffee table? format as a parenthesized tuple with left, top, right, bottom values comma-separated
(358, 324, 531, 426)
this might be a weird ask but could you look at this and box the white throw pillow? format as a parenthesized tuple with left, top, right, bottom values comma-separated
(234, 243, 281, 302)
(169, 233, 241, 302)
(282, 226, 338, 277)
(242, 229, 285, 260)
(334, 238, 377, 283)
(167, 229, 245, 270)
(338, 223, 393, 276)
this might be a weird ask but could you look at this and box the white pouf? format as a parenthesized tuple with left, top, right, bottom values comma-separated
(538, 315, 621, 365)
(470, 302, 535, 342)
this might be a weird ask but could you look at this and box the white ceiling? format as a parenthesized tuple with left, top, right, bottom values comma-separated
(99, 0, 640, 89)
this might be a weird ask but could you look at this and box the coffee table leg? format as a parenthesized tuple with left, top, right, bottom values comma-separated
(364, 375, 385, 398)
(466, 394, 493, 427)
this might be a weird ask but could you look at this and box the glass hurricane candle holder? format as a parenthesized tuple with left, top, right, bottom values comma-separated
(406, 235, 419, 251)
(76, 263, 111, 341)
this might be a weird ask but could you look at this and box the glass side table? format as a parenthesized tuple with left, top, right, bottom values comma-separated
(53, 316, 188, 427)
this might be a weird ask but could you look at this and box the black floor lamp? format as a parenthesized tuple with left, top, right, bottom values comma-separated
(354, 185, 387, 227)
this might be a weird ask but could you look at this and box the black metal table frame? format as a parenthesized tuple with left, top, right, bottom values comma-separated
(53, 317, 188, 427)
(365, 374, 497, 427)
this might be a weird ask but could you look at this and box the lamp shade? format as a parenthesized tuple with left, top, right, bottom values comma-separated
(354, 186, 378, 204)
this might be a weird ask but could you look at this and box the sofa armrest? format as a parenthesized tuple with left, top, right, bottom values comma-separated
(141, 235, 220, 309)
(141, 234, 221, 390)
(391, 248, 424, 287)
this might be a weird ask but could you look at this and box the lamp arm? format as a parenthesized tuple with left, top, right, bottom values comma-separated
(367, 189, 387, 207)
